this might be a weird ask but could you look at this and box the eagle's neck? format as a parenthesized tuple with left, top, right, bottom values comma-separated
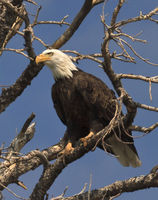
(47, 60, 78, 80)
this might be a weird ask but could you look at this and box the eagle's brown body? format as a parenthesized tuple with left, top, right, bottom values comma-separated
(52, 69, 137, 158)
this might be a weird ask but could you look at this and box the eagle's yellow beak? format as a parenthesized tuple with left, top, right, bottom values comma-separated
(35, 54, 51, 64)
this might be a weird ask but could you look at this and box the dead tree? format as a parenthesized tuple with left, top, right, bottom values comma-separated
(0, 0, 158, 199)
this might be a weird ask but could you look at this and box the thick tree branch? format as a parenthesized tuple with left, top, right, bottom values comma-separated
(0, 62, 43, 113)
(0, 0, 28, 24)
(51, 0, 103, 49)
(0, 0, 37, 113)
(51, 171, 158, 200)
(7, 113, 35, 153)
(29, 113, 135, 200)
(0, 0, 24, 51)
(0, 133, 67, 190)
(0, 113, 131, 195)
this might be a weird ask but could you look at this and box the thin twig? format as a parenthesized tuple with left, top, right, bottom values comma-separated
(32, 35, 49, 47)
(88, 174, 92, 200)
(0, 48, 34, 60)
(111, 0, 125, 26)
(63, 50, 103, 65)
(136, 103, 158, 112)
(118, 74, 158, 83)
(112, 32, 147, 43)
(24, 0, 38, 6)
(32, 16, 70, 27)
(119, 37, 158, 66)
(51, 186, 68, 200)
(0, 182, 26, 200)
(78, 183, 88, 195)
(112, 7, 158, 30)
(130, 122, 158, 133)
(149, 79, 152, 101)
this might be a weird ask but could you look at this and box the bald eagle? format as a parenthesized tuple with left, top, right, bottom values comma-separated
(36, 49, 141, 167)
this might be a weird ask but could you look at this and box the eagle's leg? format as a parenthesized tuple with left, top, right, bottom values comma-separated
(80, 131, 94, 147)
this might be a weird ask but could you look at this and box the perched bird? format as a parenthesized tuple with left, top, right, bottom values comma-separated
(35, 49, 141, 167)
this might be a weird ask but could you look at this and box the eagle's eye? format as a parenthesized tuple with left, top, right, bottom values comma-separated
(46, 52, 54, 56)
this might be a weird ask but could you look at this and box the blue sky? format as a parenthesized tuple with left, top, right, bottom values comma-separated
(1, 0, 158, 199)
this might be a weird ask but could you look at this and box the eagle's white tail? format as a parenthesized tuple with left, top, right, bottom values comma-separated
(108, 135, 141, 167)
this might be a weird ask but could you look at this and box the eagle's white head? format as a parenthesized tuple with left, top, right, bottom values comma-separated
(35, 49, 78, 80)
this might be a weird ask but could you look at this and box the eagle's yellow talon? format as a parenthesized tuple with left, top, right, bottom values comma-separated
(80, 131, 94, 147)
(80, 138, 88, 147)
(60, 141, 74, 156)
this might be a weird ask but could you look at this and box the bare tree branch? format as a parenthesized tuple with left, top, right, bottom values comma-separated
(7, 113, 35, 154)
(0, 1, 158, 199)
(50, 171, 158, 200)
(0, 0, 28, 25)
(136, 103, 158, 112)
(0, 0, 24, 53)
(0, 112, 133, 197)
(63, 50, 103, 65)
(0, 0, 103, 114)
(0, 61, 43, 113)
(32, 16, 70, 27)
(118, 74, 158, 83)
(130, 123, 158, 133)
(101, 0, 137, 129)
(51, 0, 104, 49)
(112, 7, 158, 30)
(29, 111, 137, 200)
(1, 48, 34, 60)
(111, 0, 125, 26)
(0, 182, 26, 200)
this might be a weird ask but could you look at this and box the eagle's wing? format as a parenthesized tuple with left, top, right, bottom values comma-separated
(51, 84, 66, 125)
(74, 71, 141, 167)
(74, 71, 117, 123)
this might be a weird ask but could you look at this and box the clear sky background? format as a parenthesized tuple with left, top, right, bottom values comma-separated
(1, 0, 158, 199)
